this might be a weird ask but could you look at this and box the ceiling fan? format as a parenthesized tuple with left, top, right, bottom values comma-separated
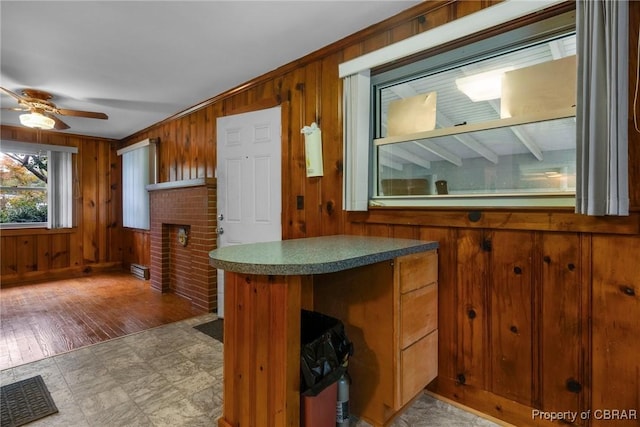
(0, 86, 108, 130)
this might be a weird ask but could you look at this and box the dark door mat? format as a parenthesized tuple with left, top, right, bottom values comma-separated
(194, 319, 224, 343)
(1, 375, 59, 427)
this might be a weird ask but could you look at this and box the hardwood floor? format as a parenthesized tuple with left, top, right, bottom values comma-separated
(0, 272, 206, 370)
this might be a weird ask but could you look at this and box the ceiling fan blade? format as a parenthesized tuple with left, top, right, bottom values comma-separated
(0, 86, 27, 102)
(56, 108, 108, 120)
(1, 106, 29, 112)
(46, 113, 70, 130)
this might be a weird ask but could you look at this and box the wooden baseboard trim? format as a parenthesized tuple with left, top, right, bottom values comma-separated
(424, 389, 516, 427)
(0, 262, 124, 287)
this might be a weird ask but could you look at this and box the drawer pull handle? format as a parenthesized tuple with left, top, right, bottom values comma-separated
(467, 309, 477, 319)
(513, 266, 522, 275)
(567, 263, 576, 271)
(456, 373, 466, 385)
(543, 256, 551, 264)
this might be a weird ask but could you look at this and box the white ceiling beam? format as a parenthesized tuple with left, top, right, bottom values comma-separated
(378, 155, 404, 171)
(383, 146, 431, 169)
(488, 100, 543, 161)
(412, 140, 462, 166)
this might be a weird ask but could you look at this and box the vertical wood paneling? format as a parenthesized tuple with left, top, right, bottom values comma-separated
(108, 143, 121, 263)
(1, 236, 18, 275)
(419, 227, 457, 381)
(221, 272, 301, 427)
(97, 138, 110, 262)
(319, 52, 343, 236)
(82, 141, 99, 263)
(1, 125, 119, 284)
(50, 233, 70, 269)
(190, 111, 204, 179)
(302, 62, 322, 238)
(490, 230, 533, 406)
(539, 232, 583, 418)
(17, 235, 37, 273)
(457, 229, 488, 390)
(37, 235, 50, 271)
(286, 66, 308, 239)
(591, 235, 640, 427)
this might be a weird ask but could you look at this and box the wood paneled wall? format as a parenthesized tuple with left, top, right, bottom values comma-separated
(0, 126, 121, 284)
(116, 1, 639, 425)
(2, 1, 639, 425)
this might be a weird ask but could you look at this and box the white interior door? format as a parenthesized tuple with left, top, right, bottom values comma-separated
(216, 106, 282, 317)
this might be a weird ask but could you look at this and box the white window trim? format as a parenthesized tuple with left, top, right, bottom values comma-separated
(1, 140, 78, 155)
(339, 0, 565, 78)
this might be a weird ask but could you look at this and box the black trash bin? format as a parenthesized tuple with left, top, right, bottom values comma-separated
(300, 309, 353, 427)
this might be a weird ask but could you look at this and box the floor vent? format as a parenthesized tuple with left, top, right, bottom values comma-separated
(130, 264, 150, 280)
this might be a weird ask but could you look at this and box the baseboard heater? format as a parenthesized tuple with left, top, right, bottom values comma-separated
(130, 263, 150, 280)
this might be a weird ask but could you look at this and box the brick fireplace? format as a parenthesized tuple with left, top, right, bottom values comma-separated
(147, 178, 217, 312)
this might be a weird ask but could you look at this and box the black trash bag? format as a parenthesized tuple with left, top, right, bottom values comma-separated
(300, 309, 354, 396)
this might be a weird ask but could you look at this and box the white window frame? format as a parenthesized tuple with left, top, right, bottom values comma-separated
(339, 0, 568, 211)
(117, 138, 157, 230)
(0, 139, 77, 229)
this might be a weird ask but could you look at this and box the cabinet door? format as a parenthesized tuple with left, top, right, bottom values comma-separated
(400, 330, 438, 406)
(396, 250, 438, 293)
(400, 283, 437, 349)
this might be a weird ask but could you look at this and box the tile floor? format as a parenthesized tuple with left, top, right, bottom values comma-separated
(0, 313, 501, 426)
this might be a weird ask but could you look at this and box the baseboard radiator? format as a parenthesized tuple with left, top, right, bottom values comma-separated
(130, 263, 150, 280)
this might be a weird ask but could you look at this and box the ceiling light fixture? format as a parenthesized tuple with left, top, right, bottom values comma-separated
(455, 67, 514, 102)
(19, 112, 55, 130)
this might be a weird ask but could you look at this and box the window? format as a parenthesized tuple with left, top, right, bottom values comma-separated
(117, 138, 157, 230)
(371, 11, 576, 207)
(0, 140, 76, 228)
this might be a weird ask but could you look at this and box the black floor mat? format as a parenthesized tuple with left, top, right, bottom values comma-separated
(194, 319, 224, 343)
(1, 375, 59, 427)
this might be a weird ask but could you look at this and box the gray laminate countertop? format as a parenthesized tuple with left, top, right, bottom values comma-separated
(208, 235, 438, 275)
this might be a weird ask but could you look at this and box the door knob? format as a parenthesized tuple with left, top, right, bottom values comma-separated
(218, 213, 224, 221)
(217, 227, 224, 235)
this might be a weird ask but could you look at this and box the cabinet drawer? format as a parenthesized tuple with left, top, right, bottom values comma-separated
(400, 283, 437, 349)
(400, 329, 438, 407)
(398, 250, 437, 294)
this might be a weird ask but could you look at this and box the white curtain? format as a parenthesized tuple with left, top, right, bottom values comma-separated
(47, 150, 74, 228)
(117, 139, 157, 230)
(342, 70, 371, 211)
(576, 0, 629, 216)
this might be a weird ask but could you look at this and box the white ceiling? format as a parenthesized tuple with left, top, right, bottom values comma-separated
(0, 1, 420, 140)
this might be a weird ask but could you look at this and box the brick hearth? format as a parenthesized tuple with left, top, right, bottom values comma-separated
(147, 178, 217, 312)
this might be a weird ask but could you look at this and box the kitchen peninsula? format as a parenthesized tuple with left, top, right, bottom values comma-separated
(209, 235, 439, 427)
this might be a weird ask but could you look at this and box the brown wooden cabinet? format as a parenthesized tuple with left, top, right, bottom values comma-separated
(313, 249, 438, 426)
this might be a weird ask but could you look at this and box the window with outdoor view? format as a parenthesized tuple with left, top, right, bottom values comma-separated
(0, 151, 48, 224)
(0, 140, 76, 228)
